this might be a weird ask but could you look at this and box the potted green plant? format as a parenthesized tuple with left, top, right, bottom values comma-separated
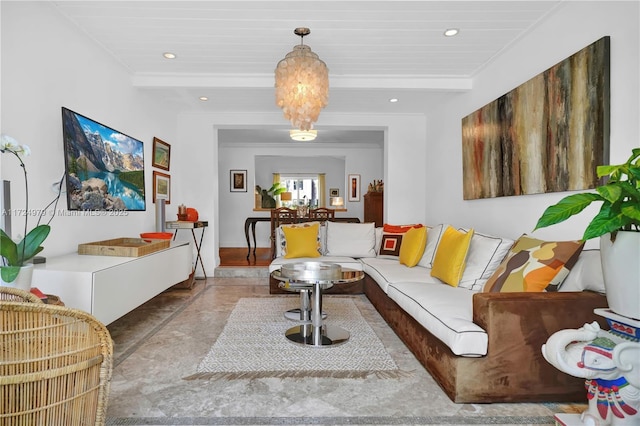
(0, 134, 52, 290)
(255, 183, 286, 208)
(533, 147, 640, 319)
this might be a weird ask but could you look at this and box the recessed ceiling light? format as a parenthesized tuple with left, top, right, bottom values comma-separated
(163, 52, 176, 59)
(444, 28, 459, 37)
(389, 98, 399, 103)
(199, 96, 208, 101)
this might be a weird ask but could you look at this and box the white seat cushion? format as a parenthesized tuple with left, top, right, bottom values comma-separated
(387, 281, 488, 357)
(360, 257, 437, 293)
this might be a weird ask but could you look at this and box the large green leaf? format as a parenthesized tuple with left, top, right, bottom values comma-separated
(597, 183, 623, 204)
(583, 206, 627, 241)
(0, 266, 21, 283)
(533, 193, 603, 231)
(0, 229, 18, 265)
(15, 225, 50, 263)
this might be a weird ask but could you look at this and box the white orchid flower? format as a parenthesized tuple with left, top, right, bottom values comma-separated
(0, 133, 20, 151)
(0, 134, 30, 156)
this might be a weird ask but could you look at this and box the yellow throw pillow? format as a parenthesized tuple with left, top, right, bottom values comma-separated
(282, 223, 321, 259)
(399, 226, 428, 267)
(430, 226, 474, 287)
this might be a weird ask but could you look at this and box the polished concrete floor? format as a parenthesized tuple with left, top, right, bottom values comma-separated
(104, 276, 586, 425)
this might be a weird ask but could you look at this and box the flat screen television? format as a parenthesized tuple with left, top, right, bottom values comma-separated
(61, 107, 146, 211)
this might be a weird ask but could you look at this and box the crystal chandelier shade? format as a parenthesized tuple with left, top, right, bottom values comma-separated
(275, 28, 329, 131)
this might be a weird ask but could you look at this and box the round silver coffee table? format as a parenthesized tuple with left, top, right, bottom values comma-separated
(271, 262, 364, 347)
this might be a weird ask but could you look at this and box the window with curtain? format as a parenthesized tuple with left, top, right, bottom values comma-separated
(279, 173, 326, 207)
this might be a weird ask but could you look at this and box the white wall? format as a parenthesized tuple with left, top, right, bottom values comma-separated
(175, 111, 427, 270)
(219, 142, 383, 248)
(1, 2, 179, 258)
(425, 1, 639, 248)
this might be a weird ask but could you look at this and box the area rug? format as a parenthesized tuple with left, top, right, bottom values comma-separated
(184, 296, 405, 380)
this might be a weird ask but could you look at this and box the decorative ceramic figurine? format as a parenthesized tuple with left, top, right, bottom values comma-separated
(542, 319, 640, 425)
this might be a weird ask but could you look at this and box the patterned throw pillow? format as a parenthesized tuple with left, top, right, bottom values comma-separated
(378, 223, 424, 260)
(278, 222, 322, 258)
(482, 235, 584, 293)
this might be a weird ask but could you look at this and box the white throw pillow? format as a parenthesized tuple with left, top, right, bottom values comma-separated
(418, 224, 446, 268)
(559, 250, 606, 293)
(325, 221, 377, 258)
(457, 228, 514, 291)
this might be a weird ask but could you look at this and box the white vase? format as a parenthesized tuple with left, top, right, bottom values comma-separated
(600, 232, 640, 320)
(0, 263, 34, 292)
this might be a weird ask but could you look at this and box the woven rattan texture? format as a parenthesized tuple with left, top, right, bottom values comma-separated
(0, 287, 43, 304)
(0, 302, 113, 425)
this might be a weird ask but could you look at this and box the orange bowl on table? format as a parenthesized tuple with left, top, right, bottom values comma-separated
(140, 232, 174, 242)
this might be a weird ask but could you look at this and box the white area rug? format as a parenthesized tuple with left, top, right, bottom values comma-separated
(185, 296, 404, 379)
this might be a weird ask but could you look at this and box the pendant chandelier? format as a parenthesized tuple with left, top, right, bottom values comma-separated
(275, 27, 329, 132)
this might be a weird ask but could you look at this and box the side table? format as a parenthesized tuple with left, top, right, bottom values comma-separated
(271, 262, 364, 347)
(166, 220, 208, 279)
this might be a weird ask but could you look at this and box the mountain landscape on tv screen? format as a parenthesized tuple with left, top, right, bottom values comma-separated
(62, 108, 146, 211)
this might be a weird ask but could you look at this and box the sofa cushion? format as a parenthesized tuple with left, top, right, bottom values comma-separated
(361, 257, 437, 293)
(387, 281, 488, 356)
(431, 226, 474, 287)
(325, 221, 377, 258)
(457, 229, 514, 291)
(269, 256, 364, 273)
(277, 221, 322, 257)
(483, 235, 584, 293)
(418, 223, 446, 268)
(378, 223, 424, 259)
(399, 226, 427, 267)
(282, 223, 321, 259)
(558, 250, 606, 293)
(379, 233, 403, 258)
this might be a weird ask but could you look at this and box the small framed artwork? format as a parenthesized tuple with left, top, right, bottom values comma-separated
(153, 171, 171, 204)
(348, 174, 361, 202)
(152, 137, 171, 171)
(330, 188, 339, 197)
(230, 169, 247, 192)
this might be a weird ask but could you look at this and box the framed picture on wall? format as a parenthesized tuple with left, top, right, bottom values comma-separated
(348, 174, 361, 202)
(330, 188, 339, 197)
(152, 137, 171, 171)
(153, 171, 171, 204)
(230, 169, 247, 192)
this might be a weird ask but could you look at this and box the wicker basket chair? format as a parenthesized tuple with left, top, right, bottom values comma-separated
(0, 286, 44, 303)
(0, 302, 113, 425)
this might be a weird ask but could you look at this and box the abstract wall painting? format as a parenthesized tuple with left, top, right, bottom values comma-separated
(462, 36, 610, 200)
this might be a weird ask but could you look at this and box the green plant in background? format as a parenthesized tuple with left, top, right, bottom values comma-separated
(0, 134, 52, 282)
(534, 148, 640, 242)
(255, 183, 286, 208)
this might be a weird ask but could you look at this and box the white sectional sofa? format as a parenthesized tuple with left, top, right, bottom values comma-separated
(269, 220, 609, 403)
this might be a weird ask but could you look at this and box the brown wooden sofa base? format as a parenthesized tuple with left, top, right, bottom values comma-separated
(363, 274, 609, 403)
(269, 276, 364, 295)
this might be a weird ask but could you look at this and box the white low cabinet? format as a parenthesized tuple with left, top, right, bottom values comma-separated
(32, 242, 192, 325)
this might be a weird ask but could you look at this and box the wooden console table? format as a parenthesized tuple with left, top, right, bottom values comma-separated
(244, 217, 270, 259)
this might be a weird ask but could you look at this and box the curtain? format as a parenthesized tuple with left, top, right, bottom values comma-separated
(272, 173, 281, 207)
(318, 173, 326, 207)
